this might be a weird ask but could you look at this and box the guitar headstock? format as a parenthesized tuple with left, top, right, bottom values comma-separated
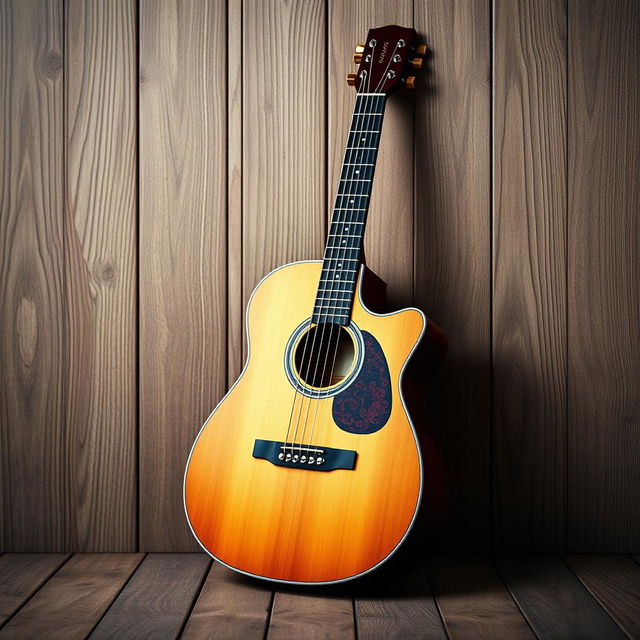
(346, 25, 427, 96)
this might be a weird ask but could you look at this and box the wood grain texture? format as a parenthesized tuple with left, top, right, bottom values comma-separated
(567, 0, 640, 552)
(227, 0, 244, 380)
(494, 555, 626, 639)
(181, 562, 272, 639)
(139, 0, 228, 550)
(565, 555, 640, 639)
(414, 0, 492, 548)
(268, 591, 355, 640)
(184, 263, 425, 583)
(242, 0, 325, 306)
(355, 565, 447, 640)
(0, 554, 69, 627)
(91, 553, 210, 639)
(65, 0, 137, 551)
(328, 0, 414, 308)
(0, 0, 67, 551)
(426, 555, 534, 639)
(0, 553, 142, 639)
(492, 0, 567, 550)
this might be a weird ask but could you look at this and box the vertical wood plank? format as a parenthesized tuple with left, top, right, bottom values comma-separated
(568, 0, 640, 551)
(227, 0, 244, 381)
(65, 0, 137, 551)
(0, 0, 67, 551)
(492, 0, 567, 550)
(0, 553, 143, 639)
(242, 0, 325, 306)
(414, 0, 492, 548)
(139, 0, 228, 550)
(328, 0, 414, 308)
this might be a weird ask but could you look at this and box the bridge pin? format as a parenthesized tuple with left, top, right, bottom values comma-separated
(316, 457, 325, 465)
(308, 456, 315, 464)
(293, 454, 299, 462)
(285, 453, 292, 461)
(300, 455, 307, 463)
(278, 452, 285, 460)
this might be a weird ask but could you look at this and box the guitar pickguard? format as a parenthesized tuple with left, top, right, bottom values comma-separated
(332, 331, 392, 434)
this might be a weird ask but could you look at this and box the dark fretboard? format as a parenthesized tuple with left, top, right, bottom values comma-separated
(312, 93, 387, 325)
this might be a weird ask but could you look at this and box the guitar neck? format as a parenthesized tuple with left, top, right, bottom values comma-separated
(312, 93, 387, 325)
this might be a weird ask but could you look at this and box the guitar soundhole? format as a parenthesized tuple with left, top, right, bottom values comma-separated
(294, 324, 355, 389)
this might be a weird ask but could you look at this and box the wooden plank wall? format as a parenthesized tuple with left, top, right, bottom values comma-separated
(0, 0, 638, 552)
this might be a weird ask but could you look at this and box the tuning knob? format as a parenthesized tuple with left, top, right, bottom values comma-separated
(410, 57, 423, 69)
(346, 72, 357, 86)
(415, 44, 428, 57)
(354, 52, 363, 64)
(405, 76, 416, 90)
(355, 43, 365, 54)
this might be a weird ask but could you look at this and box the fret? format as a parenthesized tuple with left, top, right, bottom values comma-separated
(313, 93, 386, 326)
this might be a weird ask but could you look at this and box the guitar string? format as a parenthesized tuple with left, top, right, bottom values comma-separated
(308, 66, 386, 449)
(293, 53, 377, 454)
(292, 88, 374, 455)
(298, 91, 378, 455)
(300, 66, 379, 453)
(282, 90, 370, 459)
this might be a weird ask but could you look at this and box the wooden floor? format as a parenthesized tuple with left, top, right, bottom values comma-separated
(0, 554, 639, 639)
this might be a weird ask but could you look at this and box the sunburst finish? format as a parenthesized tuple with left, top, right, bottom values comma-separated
(184, 261, 426, 583)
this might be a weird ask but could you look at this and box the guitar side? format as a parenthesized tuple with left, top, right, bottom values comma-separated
(184, 260, 427, 584)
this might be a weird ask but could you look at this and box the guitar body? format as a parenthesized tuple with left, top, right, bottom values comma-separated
(184, 261, 428, 584)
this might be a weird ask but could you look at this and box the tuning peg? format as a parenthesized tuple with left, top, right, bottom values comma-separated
(355, 43, 365, 54)
(346, 72, 357, 86)
(415, 44, 428, 57)
(354, 52, 363, 64)
(405, 76, 416, 90)
(409, 57, 423, 69)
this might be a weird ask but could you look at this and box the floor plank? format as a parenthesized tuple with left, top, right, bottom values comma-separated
(90, 553, 210, 639)
(565, 555, 640, 639)
(0, 554, 69, 627)
(0, 554, 142, 639)
(181, 562, 272, 639)
(426, 555, 534, 639)
(494, 555, 626, 639)
(268, 591, 355, 640)
(355, 564, 447, 640)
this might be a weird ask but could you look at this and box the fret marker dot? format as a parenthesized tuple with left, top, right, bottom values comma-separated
(335, 275, 340, 279)
(350, 199, 354, 203)
(345, 227, 349, 231)
(342, 240, 346, 244)
(361, 137, 366, 142)
(355, 170, 360, 174)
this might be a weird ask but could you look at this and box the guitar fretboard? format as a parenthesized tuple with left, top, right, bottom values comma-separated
(312, 93, 387, 325)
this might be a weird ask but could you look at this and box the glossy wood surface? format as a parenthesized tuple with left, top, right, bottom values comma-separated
(185, 262, 425, 583)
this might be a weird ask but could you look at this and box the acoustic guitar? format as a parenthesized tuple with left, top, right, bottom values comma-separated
(184, 25, 446, 585)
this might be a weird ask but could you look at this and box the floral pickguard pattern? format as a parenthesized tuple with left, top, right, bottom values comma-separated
(332, 331, 391, 434)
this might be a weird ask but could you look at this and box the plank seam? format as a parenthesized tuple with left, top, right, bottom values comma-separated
(0, 553, 73, 631)
(564, 0, 570, 554)
(84, 552, 146, 637)
(260, 589, 276, 640)
(559, 555, 634, 640)
(490, 555, 543, 639)
(135, 0, 141, 555)
(175, 557, 214, 638)
(422, 560, 451, 640)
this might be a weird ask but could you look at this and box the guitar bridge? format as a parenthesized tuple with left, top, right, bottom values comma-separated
(252, 439, 357, 471)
